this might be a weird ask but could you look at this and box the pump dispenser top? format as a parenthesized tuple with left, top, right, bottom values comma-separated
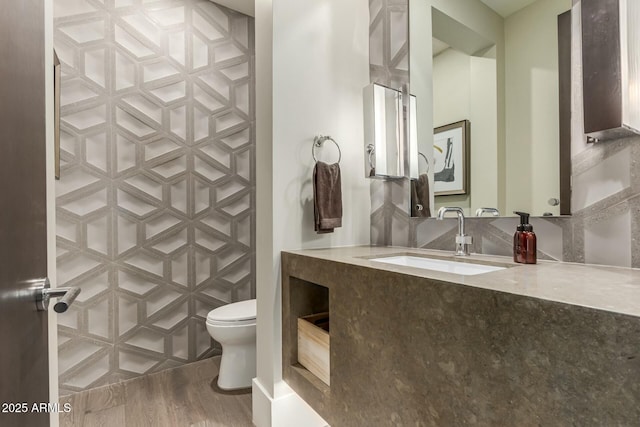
(515, 211, 533, 232)
(513, 211, 536, 264)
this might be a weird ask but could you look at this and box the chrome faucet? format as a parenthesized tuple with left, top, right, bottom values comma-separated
(475, 207, 500, 217)
(436, 207, 473, 256)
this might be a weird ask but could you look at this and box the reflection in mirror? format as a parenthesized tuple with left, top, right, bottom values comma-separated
(408, 94, 419, 180)
(409, 94, 433, 216)
(410, 0, 572, 218)
(363, 83, 406, 179)
(433, 120, 470, 196)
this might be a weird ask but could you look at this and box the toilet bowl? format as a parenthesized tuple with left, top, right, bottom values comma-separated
(206, 299, 256, 390)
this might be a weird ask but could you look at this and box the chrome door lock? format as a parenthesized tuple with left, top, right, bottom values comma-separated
(33, 278, 81, 313)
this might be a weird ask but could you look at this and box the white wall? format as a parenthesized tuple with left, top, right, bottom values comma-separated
(432, 49, 472, 213)
(504, 0, 571, 216)
(431, 48, 498, 216)
(433, 49, 470, 128)
(469, 55, 498, 213)
(254, 0, 371, 425)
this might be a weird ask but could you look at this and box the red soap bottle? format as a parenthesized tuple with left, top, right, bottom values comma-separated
(513, 211, 537, 264)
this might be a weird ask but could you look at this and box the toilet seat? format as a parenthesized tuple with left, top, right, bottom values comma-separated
(207, 317, 256, 327)
(207, 299, 256, 326)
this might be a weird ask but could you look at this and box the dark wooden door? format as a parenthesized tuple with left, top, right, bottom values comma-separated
(0, 0, 50, 426)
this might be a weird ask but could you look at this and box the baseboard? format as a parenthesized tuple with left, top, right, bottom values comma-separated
(252, 378, 328, 427)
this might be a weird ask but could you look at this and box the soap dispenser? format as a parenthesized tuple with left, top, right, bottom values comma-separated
(513, 211, 537, 264)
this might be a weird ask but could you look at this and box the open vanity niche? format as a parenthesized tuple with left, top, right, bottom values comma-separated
(282, 272, 331, 393)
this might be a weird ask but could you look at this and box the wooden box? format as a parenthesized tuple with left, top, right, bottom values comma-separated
(297, 312, 330, 386)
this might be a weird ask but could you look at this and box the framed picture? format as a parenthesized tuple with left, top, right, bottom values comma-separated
(433, 120, 470, 196)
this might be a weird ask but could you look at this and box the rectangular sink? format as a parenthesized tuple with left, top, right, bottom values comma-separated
(370, 255, 506, 276)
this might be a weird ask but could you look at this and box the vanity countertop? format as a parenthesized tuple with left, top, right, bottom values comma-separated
(282, 245, 640, 426)
(283, 245, 640, 318)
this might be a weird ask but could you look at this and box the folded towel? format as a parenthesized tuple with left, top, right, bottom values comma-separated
(411, 173, 431, 217)
(313, 161, 342, 233)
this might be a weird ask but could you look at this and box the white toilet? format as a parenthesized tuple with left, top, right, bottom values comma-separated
(206, 299, 257, 390)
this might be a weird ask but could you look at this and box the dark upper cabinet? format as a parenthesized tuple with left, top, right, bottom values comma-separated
(581, 0, 640, 141)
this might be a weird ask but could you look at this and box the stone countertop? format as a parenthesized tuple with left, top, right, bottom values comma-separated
(283, 245, 640, 318)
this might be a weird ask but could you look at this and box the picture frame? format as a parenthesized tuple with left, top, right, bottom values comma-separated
(433, 120, 470, 196)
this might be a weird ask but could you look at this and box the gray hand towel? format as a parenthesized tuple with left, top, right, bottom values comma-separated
(411, 173, 431, 217)
(313, 161, 342, 233)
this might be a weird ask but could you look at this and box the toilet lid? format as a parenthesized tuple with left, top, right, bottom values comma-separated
(207, 299, 256, 323)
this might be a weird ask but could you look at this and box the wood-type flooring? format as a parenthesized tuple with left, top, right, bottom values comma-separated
(60, 356, 252, 427)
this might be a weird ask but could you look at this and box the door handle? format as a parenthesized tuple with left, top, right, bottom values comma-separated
(34, 278, 81, 313)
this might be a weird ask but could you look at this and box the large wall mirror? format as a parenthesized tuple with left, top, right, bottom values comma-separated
(409, 0, 572, 218)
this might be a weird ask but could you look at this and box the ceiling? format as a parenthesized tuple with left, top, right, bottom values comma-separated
(479, 0, 538, 18)
(210, 0, 254, 17)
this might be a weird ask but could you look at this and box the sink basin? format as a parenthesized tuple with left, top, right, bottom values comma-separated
(370, 255, 506, 276)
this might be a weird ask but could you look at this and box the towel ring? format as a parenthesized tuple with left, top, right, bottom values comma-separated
(418, 152, 429, 173)
(366, 144, 375, 168)
(312, 135, 342, 164)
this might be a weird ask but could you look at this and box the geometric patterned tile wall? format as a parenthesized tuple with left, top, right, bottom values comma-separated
(368, 0, 413, 248)
(369, 0, 409, 88)
(570, 136, 640, 268)
(54, 0, 255, 395)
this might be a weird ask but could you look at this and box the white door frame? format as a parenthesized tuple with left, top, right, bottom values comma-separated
(44, 0, 59, 425)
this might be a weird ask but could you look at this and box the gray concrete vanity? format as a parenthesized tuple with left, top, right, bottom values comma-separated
(281, 246, 640, 426)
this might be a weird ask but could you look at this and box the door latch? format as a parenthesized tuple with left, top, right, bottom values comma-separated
(33, 278, 81, 313)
